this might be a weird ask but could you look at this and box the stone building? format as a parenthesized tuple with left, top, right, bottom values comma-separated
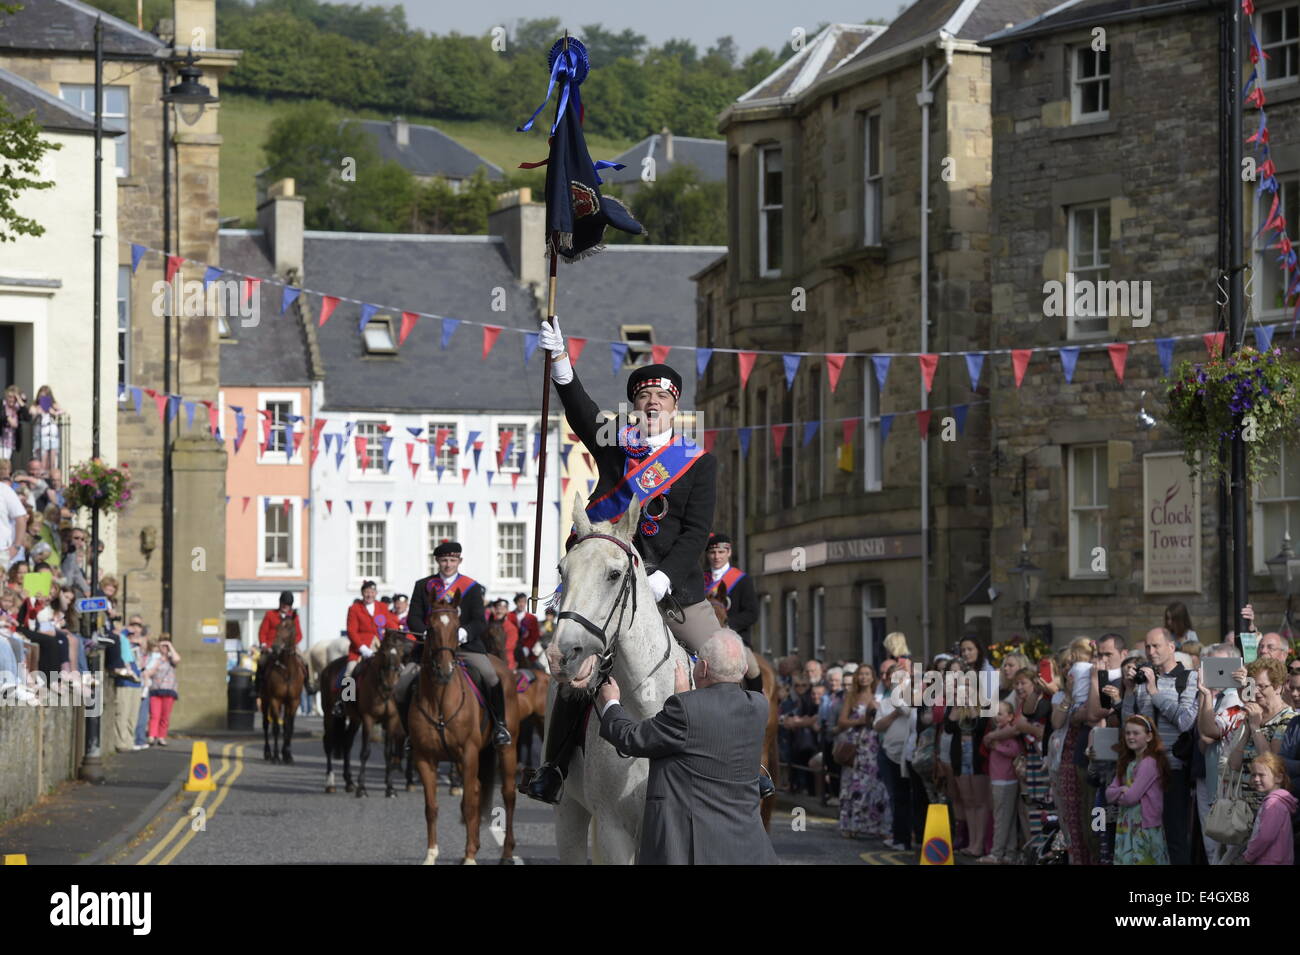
(984, 0, 1295, 646)
(696, 3, 1056, 666)
(0, 0, 238, 728)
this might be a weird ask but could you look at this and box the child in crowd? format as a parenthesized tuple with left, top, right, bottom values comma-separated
(0, 385, 26, 463)
(980, 700, 1025, 863)
(1242, 752, 1297, 865)
(28, 386, 61, 475)
(1106, 714, 1170, 865)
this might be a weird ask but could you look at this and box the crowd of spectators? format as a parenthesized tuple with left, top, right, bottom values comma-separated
(777, 603, 1300, 865)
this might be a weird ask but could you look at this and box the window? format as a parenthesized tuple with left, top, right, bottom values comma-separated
(1067, 203, 1111, 339)
(812, 586, 825, 659)
(620, 325, 654, 368)
(61, 85, 129, 176)
(497, 522, 525, 581)
(263, 500, 292, 568)
(758, 593, 772, 655)
(264, 400, 293, 456)
(497, 423, 527, 474)
(356, 520, 386, 582)
(758, 145, 783, 277)
(1256, 176, 1299, 314)
(363, 315, 397, 353)
(427, 421, 458, 471)
(783, 591, 798, 656)
(1071, 47, 1110, 122)
(428, 522, 457, 574)
(864, 359, 883, 492)
(1069, 445, 1109, 577)
(860, 583, 886, 665)
(1260, 5, 1300, 83)
(354, 419, 392, 475)
(1255, 439, 1300, 572)
(117, 265, 130, 394)
(863, 111, 882, 245)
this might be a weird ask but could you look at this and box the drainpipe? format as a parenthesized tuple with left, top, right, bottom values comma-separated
(917, 33, 953, 664)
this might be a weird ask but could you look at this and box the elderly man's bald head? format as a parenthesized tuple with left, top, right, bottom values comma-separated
(699, 630, 747, 685)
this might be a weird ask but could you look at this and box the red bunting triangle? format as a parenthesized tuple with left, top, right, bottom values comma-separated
(703, 429, 719, 454)
(364, 501, 372, 515)
(825, 354, 846, 393)
(311, 418, 326, 450)
(918, 354, 939, 394)
(568, 337, 587, 365)
(293, 431, 305, 455)
(258, 442, 267, 457)
(490, 502, 499, 516)
(772, 424, 789, 457)
(152, 391, 170, 424)
(737, 352, 757, 389)
(461, 468, 470, 484)
(842, 418, 860, 445)
(399, 311, 419, 346)
(325, 500, 333, 514)
(1107, 342, 1129, 382)
(562, 477, 571, 497)
(410, 462, 419, 479)
(434, 428, 450, 456)
(1204, 331, 1226, 358)
(354, 435, 370, 471)
(242, 277, 261, 304)
(241, 496, 251, 513)
(651, 344, 671, 364)
(582, 452, 592, 472)
(282, 498, 291, 514)
(483, 325, 503, 359)
(319, 295, 340, 327)
(917, 409, 932, 439)
(447, 502, 454, 516)
(511, 472, 520, 490)
(405, 442, 415, 465)
(377, 424, 391, 433)
(1012, 349, 1032, 388)
(165, 254, 185, 282)
(405, 500, 413, 516)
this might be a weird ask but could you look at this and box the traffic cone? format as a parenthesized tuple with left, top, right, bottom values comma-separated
(3, 854, 27, 864)
(918, 803, 954, 866)
(184, 741, 217, 792)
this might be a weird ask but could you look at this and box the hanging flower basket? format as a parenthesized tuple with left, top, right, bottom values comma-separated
(1164, 346, 1300, 484)
(65, 459, 133, 514)
(988, 635, 1051, 666)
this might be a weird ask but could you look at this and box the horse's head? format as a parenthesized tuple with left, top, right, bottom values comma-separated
(423, 592, 461, 684)
(377, 629, 406, 689)
(272, 616, 296, 661)
(706, 581, 729, 628)
(552, 492, 643, 694)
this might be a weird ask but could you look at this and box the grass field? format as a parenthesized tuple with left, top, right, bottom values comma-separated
(217, 93, 636, 227)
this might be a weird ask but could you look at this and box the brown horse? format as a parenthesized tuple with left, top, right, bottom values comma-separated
(259, 617, 307, 764)
(408, 592, 520, 864)
(707, 580, 781, 832)
(512, 666, 550, 772)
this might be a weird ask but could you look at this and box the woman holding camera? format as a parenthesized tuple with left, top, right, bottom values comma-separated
(144, 634, 181, 745)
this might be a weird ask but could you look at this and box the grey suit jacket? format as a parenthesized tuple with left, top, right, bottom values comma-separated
(599, 681, 778, 865)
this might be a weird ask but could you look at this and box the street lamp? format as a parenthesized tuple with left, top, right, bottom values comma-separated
(163, 53, 218, 126)
(1007, 542, 1043, 632)
(1266, 532, 1300, 633)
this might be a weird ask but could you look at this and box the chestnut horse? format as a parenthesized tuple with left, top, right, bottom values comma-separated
(707, 580, 780, 832)
(512, 667, 550, 773)
(351, 630, 412, 798)
(408, 592, 520, 864)
(259, 616, 307, 764)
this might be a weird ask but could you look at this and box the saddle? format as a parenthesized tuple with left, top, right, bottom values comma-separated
(515, 669, 535, 694)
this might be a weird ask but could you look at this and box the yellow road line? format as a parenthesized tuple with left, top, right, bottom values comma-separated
(158, 743, 247, 865)
(136, 742, 233, 866)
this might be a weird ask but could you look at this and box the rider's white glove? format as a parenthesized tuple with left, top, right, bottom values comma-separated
(540, 319, 573, 385)
(648, 570, 672, 602)
(457, 627, 468, 645)
(358, 643, 374, 659)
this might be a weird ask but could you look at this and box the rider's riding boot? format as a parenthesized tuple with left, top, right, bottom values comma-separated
(519, 692, 585, 804)
(489, 684, 512, 747)
(744, 673, 764, 693)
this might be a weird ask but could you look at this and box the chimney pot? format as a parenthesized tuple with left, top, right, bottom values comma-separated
(393, 116, 409, 147)
(257, 178, 305, 277)
(660, 126, 673, 162)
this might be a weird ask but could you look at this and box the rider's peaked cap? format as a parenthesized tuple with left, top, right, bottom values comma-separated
(627, 364, 681, 403)
(278, 590, 294, 607)
(707, 533, 733, 547)
(433, 540, 462, 558)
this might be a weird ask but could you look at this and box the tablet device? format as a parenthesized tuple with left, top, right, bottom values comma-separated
(1091, 727, 1121, 757)
(1202, 656, 1243, 689)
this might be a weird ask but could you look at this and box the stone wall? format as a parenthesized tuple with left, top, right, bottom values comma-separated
(0, 698, 88, 823)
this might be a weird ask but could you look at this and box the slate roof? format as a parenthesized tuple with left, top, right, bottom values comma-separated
(599, 133, 725, 186)
(737, 24, 886, 103)
(0, 0, 166, 56)
(353, 119, 504, 181)
(217, 231, 721, 413)
(981, 0, 1202, 43)
(0, 65, 123, 134)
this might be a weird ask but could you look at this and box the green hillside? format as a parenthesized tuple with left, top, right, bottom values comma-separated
(219, 94, 638, 227)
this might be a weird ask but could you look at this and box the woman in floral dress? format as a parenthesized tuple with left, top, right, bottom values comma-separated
(837, 665, 891, 839)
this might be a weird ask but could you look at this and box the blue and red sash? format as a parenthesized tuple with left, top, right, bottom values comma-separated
(705, 567, 746, 595)
(585, 436, 703, 534)
(426, 574, 478, 601)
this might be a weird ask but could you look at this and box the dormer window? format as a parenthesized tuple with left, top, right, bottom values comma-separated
(363, 315, 397, 353)
(620, 325, 654, 367)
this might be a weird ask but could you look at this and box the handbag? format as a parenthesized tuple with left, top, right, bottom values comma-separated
(832, 730, 857, 766)
(1204, 765, 1254, 846)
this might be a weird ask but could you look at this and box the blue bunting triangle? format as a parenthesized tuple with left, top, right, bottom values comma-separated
(696, 348, 713, 377)
(202, 266, 222, 290)
(872, 355, 891, 391)
(880, 414, 894, 445)
(1256, 324, 1275, 352)
(738, 427, 752, 457)
(1156, 338, 1175, 377)
(426, 502, 433, 516)
(610, 342, 629, 375)
(1059, 347, 1080, 384)
(335, 452, 346, 471)
(783, 354, 801, 390)
(469, 502, 476, 517)
(441, 318, 460, 349)
(281, 287, 301, 315)
(511, 502, 518, 516)
(953, 404, 969, 435)
(345, 501, 353, 514)
(131, 386, 142, 415)
(586, 479, 595, 494)
(802, 421, 819, 447)
(359, 303, 378, 332)
(184, 401, 196, 430)
(524, 332, 540, 364)
(486, 470, 494, 485)
(966, 353, 984, 392)
(130, 243, 147, 273)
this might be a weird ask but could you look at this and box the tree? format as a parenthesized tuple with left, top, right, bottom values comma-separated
(510, 17, 563, 57)
(579, 23, 647, 63)
(411, 166, 499, 234)
(0, 98, 61, 243)
(606, 164, 725, 247)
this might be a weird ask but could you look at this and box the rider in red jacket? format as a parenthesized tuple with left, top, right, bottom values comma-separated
(255, 591, 302, 693)
(331, 581, 392, 717)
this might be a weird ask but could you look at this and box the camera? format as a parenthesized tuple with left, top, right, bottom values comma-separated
(1134, 662, 1157, 684)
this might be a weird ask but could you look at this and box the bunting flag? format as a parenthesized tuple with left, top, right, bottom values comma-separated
(651, 344, 671, 364)
(511, 472, 521, 490)
(696, 348, 713, 377)
(406, 442, 417, 469)
(582, 452, 593, 472)
(202, 265, 222, 290)
(738, 352, 757, 389)
(1107, 343, 1129, 382)
(426, 502, 433, 516)
(586, 479, 595, 494)
(319, 295, 340, 327)
(183, 400, 196, 430)
(1012, 349, 1032, 388)
(281, 287, 301, 315)
(241, 496, 250, 513)
(560, 444, 573, 470)
(410, 461, 419, 479)
(380, 435, 394, 469)
(359, 303, 378, 332)
(610, 341, 629, 374)
(1256, 324, 1275, 352)
(234, 408, 247, 452)
(802, 421, 820, 447)
(490, 502, 498, 516)
(562, 477, 571, 497)
(532, 431, 541, 461)
(130, 243, 147, 273)
(511, 502, 519, 516)
(462, 468, 471, 484)
(335, 451, 346, 471)
(206, 401, 220, 440)
(345, 501, 354, 514)
(1156, 338, 1175, 377)
(435, 465, 445, 481)
(469, 502, 477, 517)
(441, 317, 460, 349)
(738, 427, 752, 457)
(918, 409, 932, 439)
(399, 311, 419, 346)
(486, 470, 495, 486)
(383, 501, 393, 513)
(966, 353, 984, 392)
(165, 254, 185, 282)
(879, 414, 893, 445)
(1204, 331, 1226, 358)
(772, 424, 789, 456)
(447, 502, 454, 516)
(242, 277, 261, 304)
(953, 403, 969, 435)
(703, 429, 719, 454)
(283, 422, 294, 456)
(405, 501, 413, 516)
(282, 498, 292, 515)
(872, 355, 891, 391)
(472, 447, 482, 470)
(312, 418, 327, 452)
(131, 387, 143, 415)
(523, 332, 540, 364)
(364, 500, 372, 515)
(498, 431, 514, 467)
(825, 354, 846, 393)
(483, 325, 503, 359)
(918, 354, 939, 394)
(1059, 347, 1080, 384)
(568, 337, 587, 365)
(782, 354, 801, 390)
(326, 500, 333, 515)
(323, 433, 335, 455)
(150, 390, 168, 424)
(354, 435, 370, 471)
(842, 418, 860, 445)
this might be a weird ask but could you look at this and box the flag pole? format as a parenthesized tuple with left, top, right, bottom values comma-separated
(529, 31, 568, 614)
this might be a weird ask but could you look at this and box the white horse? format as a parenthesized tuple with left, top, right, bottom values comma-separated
(307, 636, 349, 712)
(546, 494, 691, 865)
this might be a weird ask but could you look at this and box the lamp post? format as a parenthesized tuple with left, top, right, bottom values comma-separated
(1266, 533, 1300, 636)
(1007, 543, 1042, 633)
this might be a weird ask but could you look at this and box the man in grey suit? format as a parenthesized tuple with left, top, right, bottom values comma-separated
(597, 629, 778, 865)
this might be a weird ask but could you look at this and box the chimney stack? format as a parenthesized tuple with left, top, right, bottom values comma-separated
(488, 189, 547, 310)
(660, 126, 674, 162)
(393, 116, 409, 147)
(257, 178, 305, 277)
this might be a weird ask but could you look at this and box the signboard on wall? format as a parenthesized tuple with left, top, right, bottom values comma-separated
(762, 533, 922, 574)
(1143, 452, 1201, 594)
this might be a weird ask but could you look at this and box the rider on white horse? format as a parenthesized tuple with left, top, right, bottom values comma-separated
(522, 318, 769, 805)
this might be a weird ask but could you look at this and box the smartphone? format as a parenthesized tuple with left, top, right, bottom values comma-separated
(1038, 659, 1053, 683)
(1240, 632, 1260, 666)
